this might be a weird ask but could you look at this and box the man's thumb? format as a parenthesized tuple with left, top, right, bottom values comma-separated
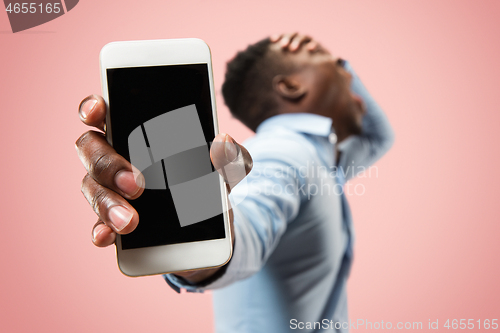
(210, 133, 253, 192)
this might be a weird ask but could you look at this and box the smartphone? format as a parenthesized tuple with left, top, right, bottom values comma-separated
(99, 38, 232, 277)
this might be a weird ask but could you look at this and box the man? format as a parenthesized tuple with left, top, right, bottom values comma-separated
(76, 33, 394, 332)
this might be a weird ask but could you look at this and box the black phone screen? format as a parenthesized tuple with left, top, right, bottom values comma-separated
(107, 64, 226, 250)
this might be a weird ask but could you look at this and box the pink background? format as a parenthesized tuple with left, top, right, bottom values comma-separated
(1, 0, 499, 332)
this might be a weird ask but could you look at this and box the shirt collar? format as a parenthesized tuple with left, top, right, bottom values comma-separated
(256, 113, 333, 137)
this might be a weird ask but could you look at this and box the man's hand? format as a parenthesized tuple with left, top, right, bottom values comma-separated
(76, 94, 252, 282)
(270, 32, 324, 53)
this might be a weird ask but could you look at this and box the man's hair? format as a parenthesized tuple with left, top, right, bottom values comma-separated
(222, 38, 290, 132)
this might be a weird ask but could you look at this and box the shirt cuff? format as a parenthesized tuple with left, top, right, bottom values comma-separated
(163, 207, 251, 292)
(163, 273, 204, 293)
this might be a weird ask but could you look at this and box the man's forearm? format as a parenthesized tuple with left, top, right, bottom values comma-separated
(345, 61, 395, 149)
(335, 61, 395, 177)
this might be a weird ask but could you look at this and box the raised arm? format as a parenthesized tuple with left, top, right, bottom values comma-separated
(336, 61, 395, 180)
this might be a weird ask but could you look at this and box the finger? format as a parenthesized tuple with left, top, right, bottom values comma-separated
(81, 173, 139, 234)
(92, 220, 116, 247)
(313, 43, 330, 55)
(279, 32, 298, 50)
(210, 133, 253, 192)
(270, 34, 282, 42)
(75, 130, 145, 200)
(289, 35, 312, 52)
(306, 40, 319, 52)
(79, 95, 107, 131)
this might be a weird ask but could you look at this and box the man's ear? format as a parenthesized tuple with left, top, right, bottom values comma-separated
(272, 74, 307, 101)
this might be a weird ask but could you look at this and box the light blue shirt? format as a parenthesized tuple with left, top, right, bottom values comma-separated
(165, 61, 394, 333)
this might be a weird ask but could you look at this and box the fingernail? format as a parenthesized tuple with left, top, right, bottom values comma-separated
(115, 170, 142, 197)
(92, 223, 106, 242)
(80, 99, 97, 119)
(224, 135, 238, 162)
(108, 206, 133, 232)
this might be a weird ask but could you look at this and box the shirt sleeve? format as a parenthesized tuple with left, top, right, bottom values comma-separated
(336, 61, 395, 181)
(164, 137, 312, 292)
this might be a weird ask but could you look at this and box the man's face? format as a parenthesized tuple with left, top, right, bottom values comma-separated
(270, 42, 366, 137)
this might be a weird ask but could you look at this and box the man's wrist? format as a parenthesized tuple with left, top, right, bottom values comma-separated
(173, 236, 235, 286)
(174, 261, 230, 287)
(174, 266, 222, 284)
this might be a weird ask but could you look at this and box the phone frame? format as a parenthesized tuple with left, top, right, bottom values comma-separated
(99, 38, 232, 277)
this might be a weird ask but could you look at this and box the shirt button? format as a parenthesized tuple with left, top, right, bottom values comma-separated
(328, 132, 337, 144)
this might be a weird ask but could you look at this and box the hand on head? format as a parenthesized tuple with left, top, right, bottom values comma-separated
(270, 32, 325, 53)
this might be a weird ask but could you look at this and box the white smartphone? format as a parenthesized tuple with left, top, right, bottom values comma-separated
(99, 38, 232, 277)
